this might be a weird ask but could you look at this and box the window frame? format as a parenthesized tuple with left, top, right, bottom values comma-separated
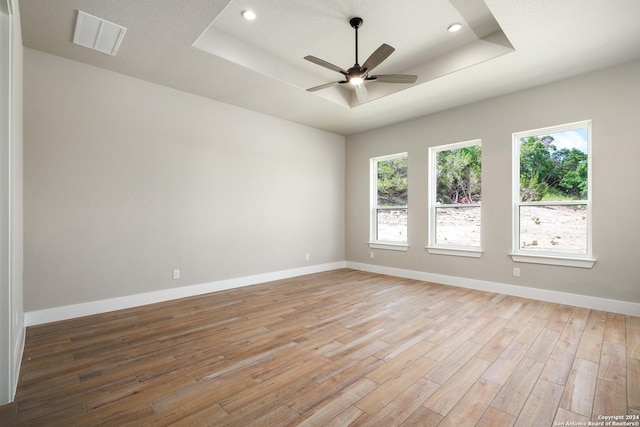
(511, 120, 595, 268)
(427, 139, 483, 258)
(369, 152, 409, 251)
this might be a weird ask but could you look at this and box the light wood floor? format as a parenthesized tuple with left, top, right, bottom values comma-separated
(1, 269, 639, 426)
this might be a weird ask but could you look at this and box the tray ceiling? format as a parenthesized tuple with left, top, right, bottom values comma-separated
(18, 0, 640, 135)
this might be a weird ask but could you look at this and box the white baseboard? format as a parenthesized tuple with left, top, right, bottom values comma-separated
(24, 261, 347, 326)
(24, 260, 639, 327)
(346, 261, 640, 317)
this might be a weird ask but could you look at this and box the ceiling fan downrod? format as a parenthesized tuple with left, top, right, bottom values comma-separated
(350, 17, 363, 66)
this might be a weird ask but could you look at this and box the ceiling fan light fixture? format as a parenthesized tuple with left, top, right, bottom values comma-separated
(241, 10, 257, 21)
(350, 76, 364, 86)
(448, 23, 463, 32)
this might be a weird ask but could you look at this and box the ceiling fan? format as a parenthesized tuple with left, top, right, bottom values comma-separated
(304, 17, 418, 103)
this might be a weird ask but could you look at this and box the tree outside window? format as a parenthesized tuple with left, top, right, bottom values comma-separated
(370, 153, 408, 247)
(513, 121, 593, 264)
(428, 140, 482, 254)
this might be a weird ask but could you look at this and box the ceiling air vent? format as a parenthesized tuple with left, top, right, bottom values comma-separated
(73, 10, 127, 56)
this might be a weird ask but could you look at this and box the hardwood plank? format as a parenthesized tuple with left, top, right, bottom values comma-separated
(425, 340, 482, 385)
(355, 354, 439, 415)
(219, 357, 328, 414)
(514, 379, 563, 427)
(360, 378, 439, 426)
(593, 378, 627, 418)
(559, 357, 598, 417)
(0, 402, 16, 418)
(66, 403, 156, 427)
(482, 340, 530, 385)
(505, 308, 537, 332)
(0, 402, 86, 427)
(598, 342, 627, 385)
(196, 351, 275, 382)
(628, 322, 640, 360)
(629, 357, 640, 413)
(546, 305, 575, 332)
(366, 338, 435, 384)
(399, 406, 444, 427)
(561, 307, 589, 344)
(423, 357, 492, 416)
(250, 347, 327, 384)
(490, 357, 545, 416)
(424, 316, 471, 345)
(140, 403, 227, 427)
(524, 327, 561, 362)
(628, 316, 640, 330)
(604, 312, 627, 345)
(539, 337, 579, 385)
(322, 328, 387, 360)
(496, 298, 526, 320)
(576, 310, 606, 363)
(468, 316, 510, 345)
(215, 377, 318, 426)
(325, 405, 369, 427)
(535, 302, 572, 323)
(475, 327, 518, 362)
(379, 315, 433, 344)
(514, 316, 547, 345)
(295, 378, 377, 426)
(425, 326, 477, 362)
(375, 327, 435, 361)
(438, 378, 502, 427)
(312, 339, 389, 384)
(477, 407, 515, 427)
(151, 377, 254, 424)
(288, 356, 382, 415)
(16, 375, 140, 413)
(553, 407, 590, 426)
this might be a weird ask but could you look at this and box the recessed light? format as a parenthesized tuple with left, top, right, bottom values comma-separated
(447, 23, 462, 32)
(242, 10, 257, 21)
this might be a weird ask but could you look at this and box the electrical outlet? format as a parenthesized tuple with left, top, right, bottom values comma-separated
(14, 312, 19, 328)
(305, 253, 310, 261)
(513, 267, 520, 277)
(370, 252, 375, 259)
(172, 269, 180, 279)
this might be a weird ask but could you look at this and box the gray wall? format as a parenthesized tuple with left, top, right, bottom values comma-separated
(346, 60, 640, 303)
(21, 47, 640, 315)
(24, 48, 345, 311)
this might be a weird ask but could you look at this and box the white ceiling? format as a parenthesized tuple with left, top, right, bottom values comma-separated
(19, 0, 640, 136)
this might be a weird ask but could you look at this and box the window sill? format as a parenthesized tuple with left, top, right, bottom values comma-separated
(510, 253, 596, 268)
(368, 242, 409, 252)
(426, 246, 483, 258)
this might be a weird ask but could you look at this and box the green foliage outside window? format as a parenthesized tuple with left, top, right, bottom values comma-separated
(519, 135, 588, 201)
(436, 145, 481, 204)
(377, 156, 408, 206)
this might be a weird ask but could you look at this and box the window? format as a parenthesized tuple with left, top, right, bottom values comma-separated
(428, 140, 482, 257)
(512, 120, 594, 268)
(370, 153, 408, 250)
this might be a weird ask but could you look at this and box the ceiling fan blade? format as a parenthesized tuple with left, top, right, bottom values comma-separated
(361, 43, 395, 73)
(304, 55, 348, 75)
(306, 81, 341, 92)
(369, 74, 417, 84)
(355, 84, 368, 103)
